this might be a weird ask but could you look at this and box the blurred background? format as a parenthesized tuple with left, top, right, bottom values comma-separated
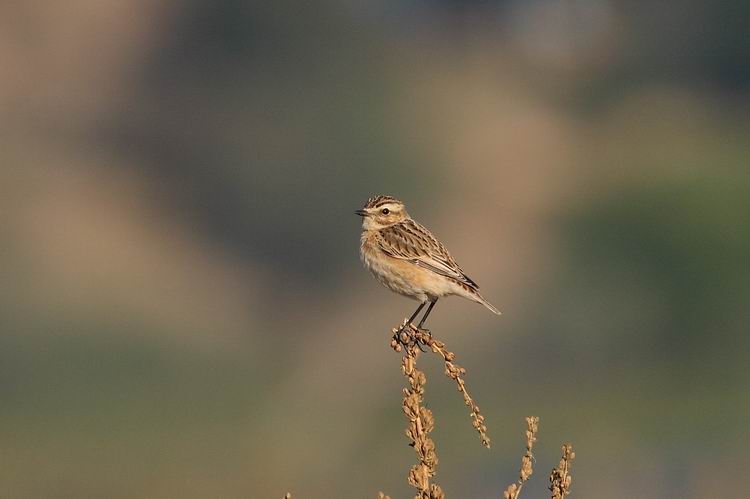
(1, 1, 749, 498)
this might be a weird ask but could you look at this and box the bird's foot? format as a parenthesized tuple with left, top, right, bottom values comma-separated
(409, 323, 433, 352)
(392, 319, 428, 352)
(391, 319, 435, 353)
(415, 327, 433, 351)
(391, 319, 412, 351)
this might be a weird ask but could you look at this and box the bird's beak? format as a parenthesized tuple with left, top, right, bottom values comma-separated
(355, 209, 368, 217)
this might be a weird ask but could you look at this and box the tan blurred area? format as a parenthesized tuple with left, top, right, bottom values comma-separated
(1, 1, 749, 498)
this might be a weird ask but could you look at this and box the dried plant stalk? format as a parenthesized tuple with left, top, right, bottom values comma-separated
(393, 322, 445, 499)
(391, 320, 491, 448)
(503, 416, 539, 499)
(549, 444, 575, 499)
(381, 318, 575, 499)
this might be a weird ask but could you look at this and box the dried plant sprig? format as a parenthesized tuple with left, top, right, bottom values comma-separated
(549, 443, 575, 499)
(429, 334, 490, 448)
(394, 322, 445, 499)
(391, 320, 491, 448)
(503, 416, 539, 499)
(377, 492, 391, 499)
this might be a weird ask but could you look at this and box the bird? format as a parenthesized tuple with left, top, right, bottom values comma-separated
(357, 195, 500, 330)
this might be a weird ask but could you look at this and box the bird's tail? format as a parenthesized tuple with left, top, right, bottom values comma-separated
(473, 291, 502, 315)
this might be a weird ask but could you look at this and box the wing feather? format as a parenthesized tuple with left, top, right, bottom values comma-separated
(376, 220, 479, 289)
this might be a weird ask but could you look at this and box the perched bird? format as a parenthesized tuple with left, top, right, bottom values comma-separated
(357, 195, 500, 330)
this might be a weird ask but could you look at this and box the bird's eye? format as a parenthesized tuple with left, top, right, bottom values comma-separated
(381, 208, 390, 215)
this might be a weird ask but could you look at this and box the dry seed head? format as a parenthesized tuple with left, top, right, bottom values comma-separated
(503, 416, 540, 499)
(549, 443, 575, 499)
(428, 483, 445, 499)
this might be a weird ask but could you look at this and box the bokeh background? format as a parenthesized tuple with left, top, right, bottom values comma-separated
(2, 1, 749, 498)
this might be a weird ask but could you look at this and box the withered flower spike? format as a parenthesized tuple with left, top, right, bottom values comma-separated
(503, 416, 540, 499)
(549, 443, 575, 499)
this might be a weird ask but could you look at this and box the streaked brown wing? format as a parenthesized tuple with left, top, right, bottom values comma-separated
(376, 220, 479, 289)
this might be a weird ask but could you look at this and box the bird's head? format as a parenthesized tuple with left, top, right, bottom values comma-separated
(356, 195, 408, 230)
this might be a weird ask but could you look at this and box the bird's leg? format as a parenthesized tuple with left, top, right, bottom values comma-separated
(402, 302, 426, 331)
(417, 299, 437, 330)
(409, 299, 437, 352)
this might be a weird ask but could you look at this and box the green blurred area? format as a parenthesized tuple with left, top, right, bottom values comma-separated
(2, 1, 749, 497)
